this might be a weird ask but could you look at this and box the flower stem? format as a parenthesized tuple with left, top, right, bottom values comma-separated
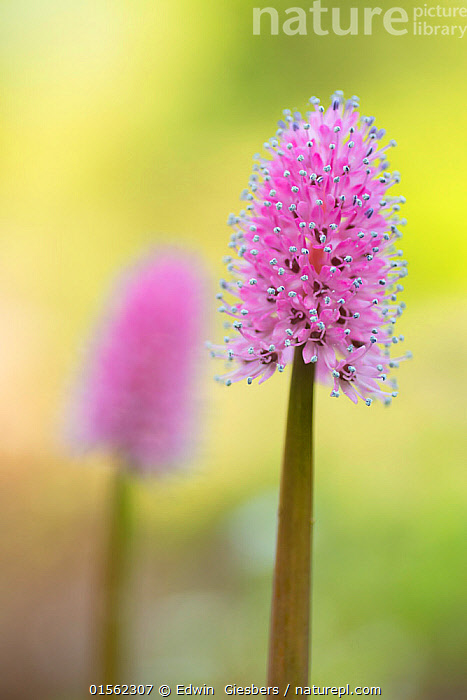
(267, 347, 315, 690)
(101, 464, 132, 684)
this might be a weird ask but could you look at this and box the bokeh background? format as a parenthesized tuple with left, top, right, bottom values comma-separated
(0, 1, 466, 699)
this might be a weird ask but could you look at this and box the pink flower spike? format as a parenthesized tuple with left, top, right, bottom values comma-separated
(211, 92, 410, 404)
(68, 249, 206, 473)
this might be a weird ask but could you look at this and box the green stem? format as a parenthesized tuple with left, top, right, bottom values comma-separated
(101, 464, 132, 684)
(267, 347, 315, 690)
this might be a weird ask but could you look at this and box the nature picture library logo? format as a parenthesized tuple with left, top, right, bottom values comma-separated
(253, 2, 467, 38)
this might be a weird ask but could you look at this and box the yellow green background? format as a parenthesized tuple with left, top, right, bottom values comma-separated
(0, 1, 466, 698)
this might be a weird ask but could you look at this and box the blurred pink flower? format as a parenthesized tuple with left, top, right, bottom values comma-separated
(209, 92, 410, 404)
(69, 250, 206, 472)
